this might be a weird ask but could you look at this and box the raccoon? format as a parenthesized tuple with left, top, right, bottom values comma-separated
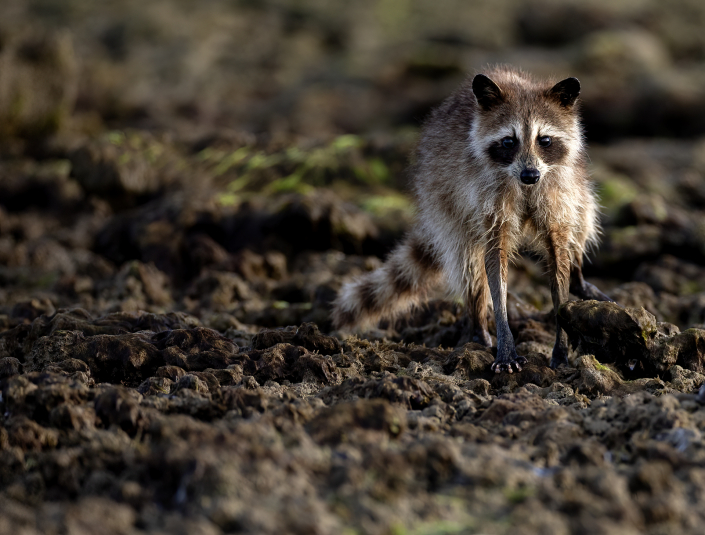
(332, 65, 612, 373)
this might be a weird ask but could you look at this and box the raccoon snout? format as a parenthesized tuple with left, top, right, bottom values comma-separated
(520, 168, 540, 185)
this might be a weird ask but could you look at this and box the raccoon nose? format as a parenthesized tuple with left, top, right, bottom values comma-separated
(520, 168, 541, 185)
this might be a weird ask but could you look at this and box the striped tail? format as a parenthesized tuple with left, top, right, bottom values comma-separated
(332, 233, 443, 329)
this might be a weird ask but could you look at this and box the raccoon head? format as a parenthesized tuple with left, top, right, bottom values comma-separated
(470, 71, 582, 186)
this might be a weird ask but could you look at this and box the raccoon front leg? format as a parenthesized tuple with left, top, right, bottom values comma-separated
(546, 235, 572, 369)
(485, 239, 526, 374)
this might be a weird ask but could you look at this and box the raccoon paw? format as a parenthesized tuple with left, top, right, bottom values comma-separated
(573, 280, 614, 303)
(491, 352, 527, 374)
(549, 347, 569, 369)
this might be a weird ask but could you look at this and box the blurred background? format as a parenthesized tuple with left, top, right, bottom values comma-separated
(4, 0, 705, 141)
(3, 0, 705, 331)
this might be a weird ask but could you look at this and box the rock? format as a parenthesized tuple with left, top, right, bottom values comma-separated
(561, 440, 609, 468)
(558, 300, 666, 378)
(183, 233, 230, 277)
(191, 371, 220, 392)
(574, 355, 623, 395)
(478, 391, 546, 424)
(593, 168, 640, 224)
(22, 330, 81, 372)
(465, 378, 491, 397)
(697, 384, 705, 404)
(667, 365, 705, 393)
(93, 189, 385, 288)
(1, 375, 38, 416)
(625, 194, 673, 226)
(654, 329, 705, 375)
(9, 312, 237, 386)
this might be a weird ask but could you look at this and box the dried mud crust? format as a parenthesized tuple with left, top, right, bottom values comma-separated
(5, 9, 705, 531)
(4, 149, 705, 535)
(3, 171, 705, 535)
(1, 305, 705, 534)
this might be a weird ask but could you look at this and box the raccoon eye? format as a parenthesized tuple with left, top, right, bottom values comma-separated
(501, 137, 515, 149)
(538, 136, 552, 147)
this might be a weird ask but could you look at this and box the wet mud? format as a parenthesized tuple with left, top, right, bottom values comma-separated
(4, 1, 705, 534)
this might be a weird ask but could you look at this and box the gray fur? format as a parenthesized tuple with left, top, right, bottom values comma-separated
(333, 65, 608, 372)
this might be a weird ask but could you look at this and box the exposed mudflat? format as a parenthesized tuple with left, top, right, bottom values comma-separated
(4, 1, 705, 534)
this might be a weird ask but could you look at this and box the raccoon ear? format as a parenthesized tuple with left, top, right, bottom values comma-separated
(549, 77, 581, 107)
(472, 74, 504, 111)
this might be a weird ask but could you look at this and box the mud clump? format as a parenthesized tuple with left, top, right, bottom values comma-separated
(252, 322, 341, 354)
(12, 299, 705, 534)
(3, 292, 705, 534)
(6, 1, 705, 532)
(306, 398, 405, 445)
(559, 300, 705, 380)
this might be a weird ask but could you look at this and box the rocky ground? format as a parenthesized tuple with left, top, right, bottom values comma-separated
(4, 1, 705, 534)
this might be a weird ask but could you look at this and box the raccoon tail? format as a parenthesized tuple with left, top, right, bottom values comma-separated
(332, 233, 443, 330)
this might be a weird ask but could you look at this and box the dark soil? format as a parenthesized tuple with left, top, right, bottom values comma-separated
(3, 1, 705, 534)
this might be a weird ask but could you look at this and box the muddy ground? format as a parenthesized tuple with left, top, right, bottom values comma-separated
(4, 1, 705, 534)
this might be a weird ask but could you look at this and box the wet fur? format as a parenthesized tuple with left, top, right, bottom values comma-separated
(332, 65, 607, 371)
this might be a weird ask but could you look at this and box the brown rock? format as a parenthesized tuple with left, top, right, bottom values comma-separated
(558, 300, 664, 378)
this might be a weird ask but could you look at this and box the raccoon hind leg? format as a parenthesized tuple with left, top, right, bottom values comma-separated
(569, 263, 613, 302)
(468, 254, 492, 347)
